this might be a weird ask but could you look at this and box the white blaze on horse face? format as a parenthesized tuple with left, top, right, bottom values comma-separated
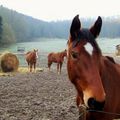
(36, 51, 38, 58)
(84, 43, 93, 55)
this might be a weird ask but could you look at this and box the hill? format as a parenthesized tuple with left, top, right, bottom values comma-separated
(0, 6, 120, 44)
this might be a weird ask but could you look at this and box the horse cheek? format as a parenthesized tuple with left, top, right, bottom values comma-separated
(67, 60, 76, 84)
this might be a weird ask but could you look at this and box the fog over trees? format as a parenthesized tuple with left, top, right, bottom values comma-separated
(0, 6, 120, 44)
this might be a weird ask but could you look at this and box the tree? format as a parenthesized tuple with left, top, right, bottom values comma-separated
(1, 23, 16, 44)
(0, 16, 2, 41)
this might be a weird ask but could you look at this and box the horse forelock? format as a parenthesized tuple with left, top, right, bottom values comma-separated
(70, 28, 101, 55)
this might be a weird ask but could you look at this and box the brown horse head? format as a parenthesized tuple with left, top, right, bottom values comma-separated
(67, 15, 106, 110)
(62, 49, 67, 58)
(33, 49, 38, 59)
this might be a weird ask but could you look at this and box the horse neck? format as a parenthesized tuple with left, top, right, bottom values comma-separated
(100, 57, 120, 92)
(30, 52, 36, 58)
(26, 51, 31, 55)
(100, 57, 120, 113)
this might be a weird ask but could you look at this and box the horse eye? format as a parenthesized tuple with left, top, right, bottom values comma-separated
(71, 51, 79, 59)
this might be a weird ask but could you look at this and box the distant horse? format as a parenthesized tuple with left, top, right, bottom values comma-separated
(48, 49, 67, 74)
(116, 44, 120, 55)
(25, 49, 38, 72)
(67, 15, 120, 120)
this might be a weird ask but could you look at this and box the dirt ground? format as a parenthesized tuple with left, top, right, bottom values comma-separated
(0, 58, 79, 120)
(0, 52, 120, 120)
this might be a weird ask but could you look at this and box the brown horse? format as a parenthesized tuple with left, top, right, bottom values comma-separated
(25, 49, 38, 72)
(48, 49, 67, 74)
(67, 15, 120, 120)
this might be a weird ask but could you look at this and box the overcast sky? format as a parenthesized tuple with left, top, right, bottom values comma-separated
(0, 0, 120, 21)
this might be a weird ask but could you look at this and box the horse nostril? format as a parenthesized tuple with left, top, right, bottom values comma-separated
(88, 98, 95, 109)
(88, 98, 105, 110)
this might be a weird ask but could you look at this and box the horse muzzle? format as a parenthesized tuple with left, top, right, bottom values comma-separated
(87, 98, 105, 111)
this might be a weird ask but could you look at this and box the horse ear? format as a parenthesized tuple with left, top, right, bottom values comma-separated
(90, 16, 102, 38)
(70, 15, 81, 40)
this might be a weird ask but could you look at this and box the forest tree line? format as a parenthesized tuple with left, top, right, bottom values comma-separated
(0, 6, 120, 44)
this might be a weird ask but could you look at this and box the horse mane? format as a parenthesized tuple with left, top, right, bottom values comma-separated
(26, 51, 31, 55)
(105, 56, 116, 64)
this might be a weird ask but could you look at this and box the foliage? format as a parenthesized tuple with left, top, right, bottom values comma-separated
(0, 16, 2, 41)
(1, 22, 16, 44)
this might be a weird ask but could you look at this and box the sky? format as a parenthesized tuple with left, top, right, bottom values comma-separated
(0, 0, 120, 21)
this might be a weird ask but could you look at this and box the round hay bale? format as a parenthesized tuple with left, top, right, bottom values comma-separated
(0, 52, 19, 72)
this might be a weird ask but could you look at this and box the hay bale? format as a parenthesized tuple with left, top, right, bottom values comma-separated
(0, 52, 19, 72)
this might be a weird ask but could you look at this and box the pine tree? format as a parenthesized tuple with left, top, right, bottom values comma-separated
(0, 16, 3, 41)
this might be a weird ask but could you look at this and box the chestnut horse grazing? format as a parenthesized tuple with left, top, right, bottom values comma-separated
(25, 49, 38, 72)
(48, 49, 67, 74)
(67, 15, 120, 120)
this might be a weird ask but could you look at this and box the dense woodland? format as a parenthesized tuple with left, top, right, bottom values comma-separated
(0, 6, 120, 44)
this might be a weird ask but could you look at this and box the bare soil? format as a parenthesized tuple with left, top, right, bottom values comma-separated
(0, 51, 120, 120)
(0, 61, 79, 120)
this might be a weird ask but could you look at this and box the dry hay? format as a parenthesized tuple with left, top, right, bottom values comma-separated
(18, 67, 44, 73)
(0, 67, 44, 76)
(0, 52, 19, 72)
